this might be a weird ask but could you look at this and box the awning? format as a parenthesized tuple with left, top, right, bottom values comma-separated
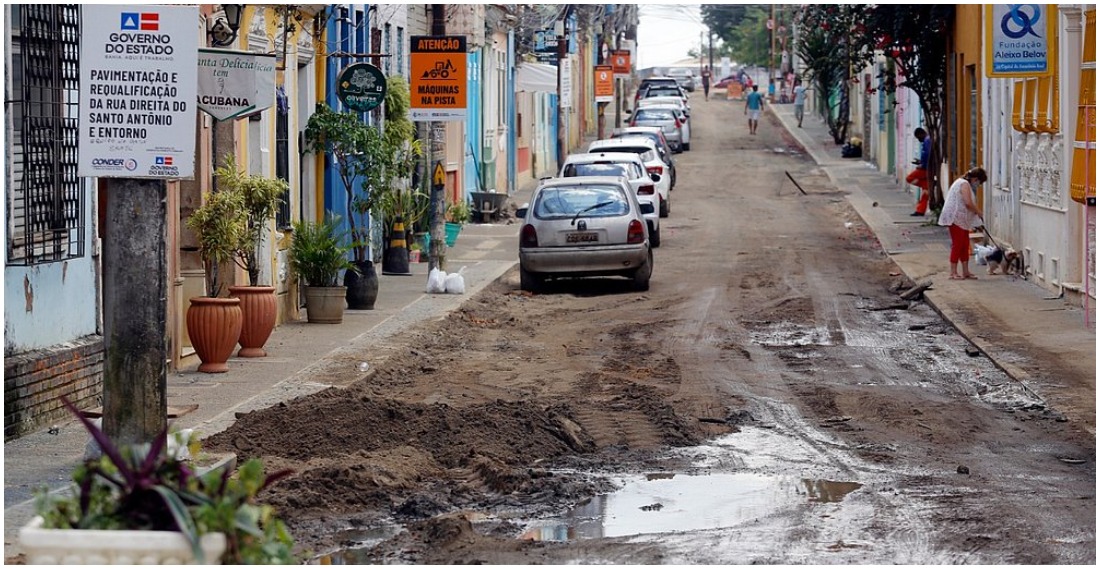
(516, 62, 557, 93)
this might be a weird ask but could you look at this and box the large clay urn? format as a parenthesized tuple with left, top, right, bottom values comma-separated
(186, 297, 243, 373)
(228, 285, 277, 357)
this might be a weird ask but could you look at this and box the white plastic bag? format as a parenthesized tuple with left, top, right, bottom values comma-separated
(445, 266, 466, 294)
(427, 268, 447, 293)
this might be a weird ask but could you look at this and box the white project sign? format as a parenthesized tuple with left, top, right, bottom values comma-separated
(78, 4, 198, 179)
(197, 48, 276, 120)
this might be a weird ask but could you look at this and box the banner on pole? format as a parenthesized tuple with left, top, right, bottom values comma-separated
(78, 4, 198, 179)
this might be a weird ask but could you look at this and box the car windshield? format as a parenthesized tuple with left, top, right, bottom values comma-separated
(564, 163, 628, 178)
(634, 109, 675, 121)
(534, 186, 629, 219)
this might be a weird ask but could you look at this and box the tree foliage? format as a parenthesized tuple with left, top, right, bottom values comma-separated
(795, 5, 866, 144)
(303, 104, 384, 263)
(795, 5, 954, 203)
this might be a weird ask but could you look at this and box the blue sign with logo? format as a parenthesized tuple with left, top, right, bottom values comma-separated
(985, 4, 1055, 77)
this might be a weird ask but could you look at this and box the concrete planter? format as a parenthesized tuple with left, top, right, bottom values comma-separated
(20, 516, 226, 564)
(304, 286, 347, 323)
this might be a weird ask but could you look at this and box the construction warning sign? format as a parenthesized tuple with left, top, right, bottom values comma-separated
(594, 65, 614, 103)
(611, 50, 631, 79)
(410, 35, 467, 121)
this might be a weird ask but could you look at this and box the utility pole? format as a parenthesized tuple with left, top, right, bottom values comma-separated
(770, 4, 776, 96)
(428, 4, 447, 272)
(556, 6, 570, 172)
(708, 30, 714, 71)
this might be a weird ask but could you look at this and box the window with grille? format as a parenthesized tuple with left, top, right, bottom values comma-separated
(396, 27, 404, 78)
(6, 4, 85, 266)
(383, 24, 392, 75)
(275, 87, 291, 229)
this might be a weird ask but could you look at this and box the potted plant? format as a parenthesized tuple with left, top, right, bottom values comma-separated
(215, 155, 287, 358)
(185, 189, 247, 373)
(376, 76, 424, 275)
(288, 215, 357, 324)
(303, 103, 382, 309)
(445, 199, 471, 247)
(22, 398, 295, 564)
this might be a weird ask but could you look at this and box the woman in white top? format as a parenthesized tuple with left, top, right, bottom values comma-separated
(937, 167, 987, 280)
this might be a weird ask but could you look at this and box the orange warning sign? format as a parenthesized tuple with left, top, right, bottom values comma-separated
(595, 65, 614, 103)
(410, 35, 467, 121)
(611, 50, 631, 78)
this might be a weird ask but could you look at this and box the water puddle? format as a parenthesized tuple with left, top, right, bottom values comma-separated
(518, 472, 861, 541)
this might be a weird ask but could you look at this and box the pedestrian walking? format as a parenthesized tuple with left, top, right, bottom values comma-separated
(792, 79, 807, 128)
(767, 79, 776, 103)
(937, 167, 987, 280)
(906, 128, 932, 216)
(744, 85, 764, 135)
(701, 65, 712, 101)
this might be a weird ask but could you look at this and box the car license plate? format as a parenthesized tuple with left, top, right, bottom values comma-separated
(567, 232, 598, 243)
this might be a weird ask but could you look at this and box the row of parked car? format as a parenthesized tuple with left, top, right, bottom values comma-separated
(514, 77, 692, 292)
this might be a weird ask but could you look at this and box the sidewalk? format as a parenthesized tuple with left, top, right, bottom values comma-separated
(3, 209, 528, 556)
(769, 102, 1095, 431)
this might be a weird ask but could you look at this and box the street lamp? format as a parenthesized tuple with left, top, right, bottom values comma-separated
(209, 4, 244, 47)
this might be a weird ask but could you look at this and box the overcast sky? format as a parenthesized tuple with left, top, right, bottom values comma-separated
(636, 4, 708, 69)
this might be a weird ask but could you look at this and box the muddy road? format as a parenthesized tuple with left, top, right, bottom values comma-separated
(207, 98, 1095, 564)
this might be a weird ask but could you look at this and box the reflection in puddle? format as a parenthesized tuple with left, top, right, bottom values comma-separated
(519, 473, 861, 541)
(309, 523, 403, 565)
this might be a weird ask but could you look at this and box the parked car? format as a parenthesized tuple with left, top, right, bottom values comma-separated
(714, 74, 739, 89)
(666, 68, 696, 92)
(516, 176, 653, 292)
(588, 137, 671, 218)
(610, 126, 677, 189)
(639, 83, 689, 105)
(560, 152, 662, 247)
(634, 77, 684, 106)
(628, 106, 684, 152)
(635, 101, 691, 151)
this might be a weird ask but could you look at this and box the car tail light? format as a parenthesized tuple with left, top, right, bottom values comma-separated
(638, 184, 655, 195)
(520, 224, 538, 247)
(646, 165, 663, 176)
(627, 220, 646, 244)
(674, 117, 682, 128)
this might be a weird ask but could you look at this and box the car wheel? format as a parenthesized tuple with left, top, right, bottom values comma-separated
(631, 251, 653, 291)
(519, 265, 543, 292)
(659, 197, 670, 218)
(649, 222, 661, 247)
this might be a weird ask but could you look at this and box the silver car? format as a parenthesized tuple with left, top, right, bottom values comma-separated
(560, 152, 662, 247)
(517, 176, 654, 292)
(629, 106, 683, 152)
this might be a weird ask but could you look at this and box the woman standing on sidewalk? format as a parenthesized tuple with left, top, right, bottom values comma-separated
(937, 167, 987, 280)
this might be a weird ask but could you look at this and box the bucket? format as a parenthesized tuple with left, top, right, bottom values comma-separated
(444, 222, 461, 247)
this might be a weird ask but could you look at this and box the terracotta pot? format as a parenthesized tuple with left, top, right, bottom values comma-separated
(186, 297, 243, 373)
(304, 286, 347, 323)
(228, 285, 277, 358)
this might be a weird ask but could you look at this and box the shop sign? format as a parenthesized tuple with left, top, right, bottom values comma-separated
(196, 48, 276, 120)
(336, 62, 387, 113)
(985, 5, 1056, 77)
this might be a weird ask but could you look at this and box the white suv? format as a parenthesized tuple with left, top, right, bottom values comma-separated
(560, 152, 662, 247)
(588, 137, 671, 218)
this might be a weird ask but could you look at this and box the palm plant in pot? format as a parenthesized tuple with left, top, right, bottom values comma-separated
(185, 188, 247, 373)
(22, 397, 295, 564)
(288, 214, 357, 323)
(214, 155, 287, 358)
(303, 103, 382, 309)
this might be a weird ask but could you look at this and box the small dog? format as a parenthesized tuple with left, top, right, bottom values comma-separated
(986, 247, 1022, 275)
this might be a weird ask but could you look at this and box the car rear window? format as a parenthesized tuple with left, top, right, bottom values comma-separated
(534, 186, 630, 218)
(645, 88, 681, 98)
(563, 163, 628, 178)
(634, 109, 675, 121)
